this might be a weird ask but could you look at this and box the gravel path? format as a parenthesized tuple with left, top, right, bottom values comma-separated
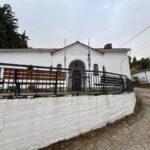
(43, 88, 150, 150)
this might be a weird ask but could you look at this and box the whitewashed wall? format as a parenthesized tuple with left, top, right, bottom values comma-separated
(52, 44, 131, 78)
(0, 51, 52, 66)
(102, 51, 131, 78)
(147, 71, 150, 83)
(52, 44, 103, 70)
(0, 44, 131, 78)
(0, 93, 136, 150)
(132, 71, 150, 83)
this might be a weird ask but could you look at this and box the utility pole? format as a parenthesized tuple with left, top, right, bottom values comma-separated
(64, 39, 67, 68)
(87, 39, 91, 70)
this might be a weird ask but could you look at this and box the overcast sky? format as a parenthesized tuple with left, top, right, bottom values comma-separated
(1, 0, 150, 59)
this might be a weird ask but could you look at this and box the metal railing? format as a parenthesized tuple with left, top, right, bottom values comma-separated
(0, 63, 133, 98)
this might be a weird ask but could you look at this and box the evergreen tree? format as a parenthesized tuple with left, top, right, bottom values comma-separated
(132, 57, 137, 66)
(128, 56, 132, 68)
(0, 4, 28, 48)
(140, 57, 150, 69)
(130, 56, 150, 73)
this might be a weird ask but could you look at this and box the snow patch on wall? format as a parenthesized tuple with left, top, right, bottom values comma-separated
(0, 93, 136, 150)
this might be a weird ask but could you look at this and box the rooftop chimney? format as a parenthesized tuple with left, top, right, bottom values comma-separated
(104, 43, 112, 49)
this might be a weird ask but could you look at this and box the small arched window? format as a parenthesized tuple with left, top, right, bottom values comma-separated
(57, 64, 62, 71)
(93, 64, 98, 75)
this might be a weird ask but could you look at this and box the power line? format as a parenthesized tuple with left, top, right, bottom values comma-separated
(119, 25, 150, 48)
(128, 40, 150, 56)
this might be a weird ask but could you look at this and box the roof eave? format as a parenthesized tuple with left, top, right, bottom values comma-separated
(0, 48, 58, 53)
(51, 41, 104, 55)
(99, 48, 130, 53)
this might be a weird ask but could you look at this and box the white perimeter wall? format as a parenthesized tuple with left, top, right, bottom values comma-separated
(132, 71, 150, 83)
(0, 93, 136, 150)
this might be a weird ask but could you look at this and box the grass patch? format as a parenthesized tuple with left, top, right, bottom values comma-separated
(134, 83, 150, 88)
(134, 96, 143, 114)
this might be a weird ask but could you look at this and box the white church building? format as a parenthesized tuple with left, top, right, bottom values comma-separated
(0, 41, 136, 150)
(0, 41, 131, 78)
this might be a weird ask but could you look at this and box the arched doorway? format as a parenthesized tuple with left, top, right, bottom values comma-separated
(69, 60, 85, 91)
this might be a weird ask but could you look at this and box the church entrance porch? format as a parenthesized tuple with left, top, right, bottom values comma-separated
(69, 60, 85, 92)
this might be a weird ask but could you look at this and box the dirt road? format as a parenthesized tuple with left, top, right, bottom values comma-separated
(42, 88, 150, 150)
